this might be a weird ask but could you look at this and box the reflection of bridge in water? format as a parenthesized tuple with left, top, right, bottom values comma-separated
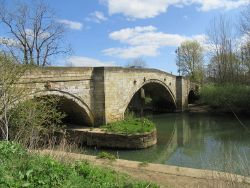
(151, 116, 191, 164)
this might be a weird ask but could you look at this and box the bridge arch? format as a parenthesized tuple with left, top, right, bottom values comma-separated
(29, 90, 94, 127)
(188, 84, 200, 104)
(124, 79, 176, 115)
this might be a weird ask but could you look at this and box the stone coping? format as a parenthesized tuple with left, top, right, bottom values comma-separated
(24, 66, 177, 78)
(67, 126, 156, 136)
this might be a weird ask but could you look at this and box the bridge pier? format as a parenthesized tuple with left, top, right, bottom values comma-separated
(92, 68, 106, 125)
(176, 76, 189, 112)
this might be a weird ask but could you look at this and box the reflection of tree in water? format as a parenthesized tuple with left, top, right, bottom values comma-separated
(167, 114, 250, 176)
(179, 115, 205, 157)
(149, 114, 194, 164)
(202, 116, 250, 176)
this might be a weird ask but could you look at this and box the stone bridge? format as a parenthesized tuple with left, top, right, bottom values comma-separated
(20, 67, 199, 126)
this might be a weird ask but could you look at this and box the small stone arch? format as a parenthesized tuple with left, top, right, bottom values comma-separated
(123, 79, 177, 115)
(188, 83, 200, 104)
(28, 90, 94, 127)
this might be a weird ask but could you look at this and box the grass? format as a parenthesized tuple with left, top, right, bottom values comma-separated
(101, 116, 155, 135)
(0, 141, 159, 188)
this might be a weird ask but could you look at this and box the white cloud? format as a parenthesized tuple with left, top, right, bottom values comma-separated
(25, 29, 50, 39)
(66, 56, 115, 67)
(103, 26, 208, 58)
(86, 11, 108, 23)
(0, 37, 19, 47)
(105, 0, 249, 19)
(107, 0, 169, 19)
(109, 26, 156, 43)
(57, 19, 83, 30)
(183, 15, 188, 20)
(103, 45, 159, 59)
(235, 33, 250, 50)
(197, 0, 249, 12)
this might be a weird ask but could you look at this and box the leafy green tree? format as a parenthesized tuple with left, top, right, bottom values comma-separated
(176, 40, 204, 83)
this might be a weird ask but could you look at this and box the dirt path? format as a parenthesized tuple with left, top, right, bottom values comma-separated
(37, 150, 250, 188)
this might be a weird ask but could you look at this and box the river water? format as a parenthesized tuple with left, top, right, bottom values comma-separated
(84, 113, 250, 176)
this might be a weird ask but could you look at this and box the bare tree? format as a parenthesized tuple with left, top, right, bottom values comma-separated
(0, 0, 70, 66)
(126, 58, 147, 68)
(239, 6, 250, 82)
(176, 40, 204, 83)
(207, 15, 240, 83)
(240, 5, 250, 38)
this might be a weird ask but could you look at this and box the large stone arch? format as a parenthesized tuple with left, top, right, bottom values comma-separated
(123, 79, 177, 115)
(28, 90, 94, 127)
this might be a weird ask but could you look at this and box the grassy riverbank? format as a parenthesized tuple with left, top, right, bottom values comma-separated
(101, 117, 155, 135)
(200, 84, 250, 114)
(0, 141, 158, 188)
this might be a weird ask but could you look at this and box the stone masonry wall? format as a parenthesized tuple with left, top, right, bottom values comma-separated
(67, 128, 157, 149)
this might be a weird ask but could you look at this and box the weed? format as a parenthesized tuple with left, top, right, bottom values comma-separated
(97, 151, 117, 160)
(138, 161, 149, 167)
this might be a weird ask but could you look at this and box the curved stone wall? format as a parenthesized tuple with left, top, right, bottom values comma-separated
(67, 128, 157, 149)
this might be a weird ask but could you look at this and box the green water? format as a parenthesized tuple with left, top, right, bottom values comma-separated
(85, 113, 250, 176)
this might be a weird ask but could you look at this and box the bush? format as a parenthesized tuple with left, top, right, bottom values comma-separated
(9, 97, 65, 148)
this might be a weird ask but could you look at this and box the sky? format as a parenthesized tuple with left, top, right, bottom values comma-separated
(1, 0, 249, 74)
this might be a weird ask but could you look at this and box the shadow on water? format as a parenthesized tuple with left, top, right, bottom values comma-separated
(83, 113, 250, 176)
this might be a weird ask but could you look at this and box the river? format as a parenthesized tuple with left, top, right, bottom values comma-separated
(84, 113, 250, 176)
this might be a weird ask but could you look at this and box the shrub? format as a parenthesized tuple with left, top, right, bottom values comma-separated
(9, 97, 65, 148)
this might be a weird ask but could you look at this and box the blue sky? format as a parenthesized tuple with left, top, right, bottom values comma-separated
(1, 0, 249, 74)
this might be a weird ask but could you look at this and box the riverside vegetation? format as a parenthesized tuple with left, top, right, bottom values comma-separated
(0, 141, 158, 188)
(200, 84, 250, 114)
